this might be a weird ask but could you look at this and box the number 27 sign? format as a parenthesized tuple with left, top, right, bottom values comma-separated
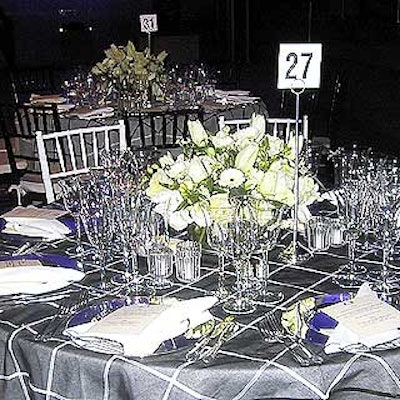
(277, 43, 322, 90)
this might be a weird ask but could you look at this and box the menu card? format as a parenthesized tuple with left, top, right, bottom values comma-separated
(323, 284, 400, 347)
(1, 206, 68, 220)
(88, 303, 171, 336)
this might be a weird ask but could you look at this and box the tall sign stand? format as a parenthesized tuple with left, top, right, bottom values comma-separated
(139, 14, 158, 52)
(277, 43, 322, 264)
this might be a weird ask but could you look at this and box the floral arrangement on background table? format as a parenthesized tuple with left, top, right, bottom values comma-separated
(143, 113, 320, 237)
(91, 40, 168, 110)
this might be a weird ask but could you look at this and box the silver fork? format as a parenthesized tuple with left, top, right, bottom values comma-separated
(258, 312, 323, 367)
(35, 290, 90, 341)
(186, 318, 238, 364)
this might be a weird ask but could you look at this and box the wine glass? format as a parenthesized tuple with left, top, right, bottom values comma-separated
(58, 177, 86, 261)
(79, 173, 115, 290)
(333, 178, 370, 288)
(207, 216, 231, 299)
(252, 199, 286, 304)
(220, 196, 258, 314)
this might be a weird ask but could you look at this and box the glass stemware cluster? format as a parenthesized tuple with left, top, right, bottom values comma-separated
(207, 196, 286, 315)
(164, 63, 217, 107)
(332, 147, 400, 303)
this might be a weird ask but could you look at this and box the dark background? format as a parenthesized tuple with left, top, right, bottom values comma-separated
(1, 0, 400, 154)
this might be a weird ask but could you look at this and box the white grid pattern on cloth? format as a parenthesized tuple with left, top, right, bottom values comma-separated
(104, 356, 219, 400)
(0, 244, 399, 399)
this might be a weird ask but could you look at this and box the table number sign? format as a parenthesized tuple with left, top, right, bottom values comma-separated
(277, 43, 322, 90)
(140, 14, 158, 33)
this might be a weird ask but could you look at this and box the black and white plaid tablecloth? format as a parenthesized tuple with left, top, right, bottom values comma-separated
(0, 239, 400, 400)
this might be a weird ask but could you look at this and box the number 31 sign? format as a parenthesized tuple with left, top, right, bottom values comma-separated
(277, 43, 322, 90)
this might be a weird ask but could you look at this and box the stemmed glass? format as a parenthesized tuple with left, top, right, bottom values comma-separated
(252, 199, 286, 304)
(220, 196, 258, 314)
(58, 177, 91, 263)
(334, 178, 370, 288)
(207, 214, 231, 299)
(79, 172, 115, 290)
(368, 165, 400, 303)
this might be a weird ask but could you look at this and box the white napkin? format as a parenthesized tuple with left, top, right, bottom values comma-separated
(3, 217, 71, 240)
(64, 296, 218, 357)
(215, 89, 251, 96)
(0, 265, 84, 295)
(30, 94, 67, 104)
(76, 107, 114, 120)
(324, 284, 400, 354)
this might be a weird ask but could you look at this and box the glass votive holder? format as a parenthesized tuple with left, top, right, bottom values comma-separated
(175, 240, 202, 283)
(147, 245, 174, 289)
(306, 216, 331, 252)
(329, 217, 346, 247)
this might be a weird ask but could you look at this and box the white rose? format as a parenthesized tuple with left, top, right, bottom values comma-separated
(167, 160, 188, 179)
(258, 170, 294, 206)
(267, 135, 285, 156)
(219, 168, 245, 188)
(211, 127, 234, 148)
(235, 143, 259, 173)
(188, 119, 208, 147)
(168, 209, 192, 231)
(233, 126, 259, 146)
(158, 151, 175, 168)
(190, 203, 211, 227)
(153, 189, 183, 213)
(188, 156, 210, 183)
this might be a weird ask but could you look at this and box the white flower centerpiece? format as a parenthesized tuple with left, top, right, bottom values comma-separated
(144, 113, 320, 241)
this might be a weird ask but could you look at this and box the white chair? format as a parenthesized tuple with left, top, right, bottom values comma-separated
(36, 120, 127, 204)
(218, 115, 309, 143)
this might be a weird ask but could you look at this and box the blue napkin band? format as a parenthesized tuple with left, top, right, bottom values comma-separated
(304, 292, 351, 346)
(0, 254, 78, 269)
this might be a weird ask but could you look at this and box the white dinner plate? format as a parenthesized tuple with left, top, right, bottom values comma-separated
(0, 266, 85, 295)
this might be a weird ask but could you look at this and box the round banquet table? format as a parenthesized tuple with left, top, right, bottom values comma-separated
(0, 234, 400, 400)
(60, 99, 269, 148)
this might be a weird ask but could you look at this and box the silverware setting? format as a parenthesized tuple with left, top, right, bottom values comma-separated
(35, 289, 91, 341)
(258, 312, 324, 367)
(186, 317, 238, 364)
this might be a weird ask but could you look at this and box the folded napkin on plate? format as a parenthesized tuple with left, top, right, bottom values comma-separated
(324, 283, 400, 354)
(1, 218, 71, 240)
(30, 93, 67, 104)
(0, 206, 72, 240)
(64, 296, 218, 357)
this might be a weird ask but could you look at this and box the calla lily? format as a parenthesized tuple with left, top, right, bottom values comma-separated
(235, 143, 259, 173)
(188, 120, 208, 147)
(188, 156, 210, 183)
